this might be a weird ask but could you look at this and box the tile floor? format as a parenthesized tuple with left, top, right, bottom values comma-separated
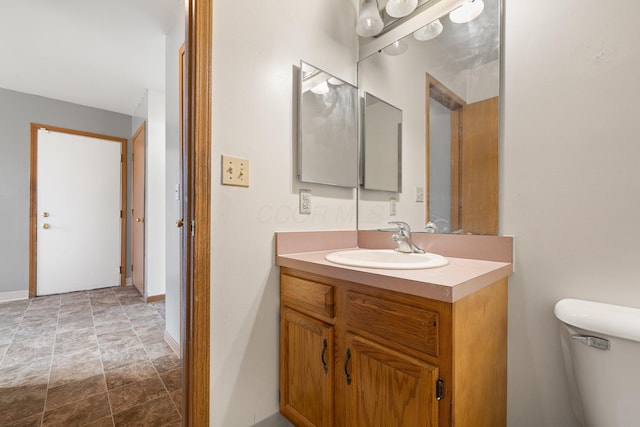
(0, 286, 182, 426)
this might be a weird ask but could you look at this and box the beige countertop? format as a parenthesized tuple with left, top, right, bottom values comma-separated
(276, 248, 513, 303)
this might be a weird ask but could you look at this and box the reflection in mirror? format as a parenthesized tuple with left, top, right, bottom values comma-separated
(357, 0, 500, 234)
(298, 61, 359, 188)
(362, 92, 402, 192)
(428, 74, 498, 235)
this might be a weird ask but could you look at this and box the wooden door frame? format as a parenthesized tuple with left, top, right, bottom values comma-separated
(424, 73, 466, 231)
(28, 123, 127, 298)
(182, 0, 212, 424)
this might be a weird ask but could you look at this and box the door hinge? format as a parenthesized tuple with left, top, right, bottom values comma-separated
(120, 210, 123, 218)
(436, 378, 444, 401)
(121, 154, 124, 163)
(131, 264, 133, 272)
(119, 266, 122, 274)
(190, 220, 195, 237)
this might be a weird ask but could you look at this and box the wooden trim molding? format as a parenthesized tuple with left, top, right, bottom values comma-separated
(29, 123, 127, 298)
(426, 73, 466, 111)
(182, 0, 212, 425)
(146, 294, 165, 303)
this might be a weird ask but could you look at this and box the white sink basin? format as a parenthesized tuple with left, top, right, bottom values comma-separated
(325, 249, 448, 270)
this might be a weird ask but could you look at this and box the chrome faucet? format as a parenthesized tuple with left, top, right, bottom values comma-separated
(389, 221, 425, 254)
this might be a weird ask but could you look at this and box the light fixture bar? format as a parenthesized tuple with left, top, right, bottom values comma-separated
(359, 0, 466, 59)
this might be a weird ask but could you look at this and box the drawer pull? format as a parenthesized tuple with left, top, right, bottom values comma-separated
(321, 339, 328, 374)
(436, 378, 444, 400)
(344, 349, 352, 385)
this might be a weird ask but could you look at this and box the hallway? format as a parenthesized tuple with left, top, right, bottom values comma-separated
(0, 286, 182, 426)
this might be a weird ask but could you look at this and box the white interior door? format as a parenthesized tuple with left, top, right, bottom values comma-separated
(37, 129, 122, 295)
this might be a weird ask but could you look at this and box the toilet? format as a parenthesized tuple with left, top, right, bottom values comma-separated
(554, 298, 640, 427)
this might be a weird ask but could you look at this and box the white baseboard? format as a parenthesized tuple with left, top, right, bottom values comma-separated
(0, 290, 29, 303)
(164, 330, 181, 358)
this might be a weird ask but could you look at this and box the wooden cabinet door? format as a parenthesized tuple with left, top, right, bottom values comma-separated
(280, 308, 334, 427)
(344, 334, 438, 427)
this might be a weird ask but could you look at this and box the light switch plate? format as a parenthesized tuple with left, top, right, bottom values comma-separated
(390, 197, 397, 216)
(221, 155, 250, 187)
(415, 186, 424, 203)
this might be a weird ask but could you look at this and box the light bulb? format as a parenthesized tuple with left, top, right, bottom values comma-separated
(413, 19, 443, 41)
(385, 0, 418, 18)
(383, 40, 408, 56)
(356, 0, 384, 37)
(310, 81, 330, 95)
(449, 0, 485, 24)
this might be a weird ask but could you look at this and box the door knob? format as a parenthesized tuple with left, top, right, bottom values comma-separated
(42, 223, 50, 229)
(136, 217, 144, 223)
(176, 219, 184, 228)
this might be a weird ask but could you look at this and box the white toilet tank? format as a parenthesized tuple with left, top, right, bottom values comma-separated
(554, 298, 640, 427)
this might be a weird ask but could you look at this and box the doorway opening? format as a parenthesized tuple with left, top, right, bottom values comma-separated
(426, 73, 499, 235)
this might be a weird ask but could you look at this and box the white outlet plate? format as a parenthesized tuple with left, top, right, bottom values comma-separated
(299, 189, 311, 214)
(390, 198, 397, 216)
(416, 186, 424, 203)
(221, 155, 250, 187)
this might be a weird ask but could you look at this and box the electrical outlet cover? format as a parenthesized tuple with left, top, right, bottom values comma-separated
(299, 189, 311, 214)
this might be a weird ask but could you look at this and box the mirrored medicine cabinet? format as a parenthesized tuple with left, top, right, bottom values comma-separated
(297, 61, 402, 191)
(361, 92, 402, 193)
(298, 61, 359, 188)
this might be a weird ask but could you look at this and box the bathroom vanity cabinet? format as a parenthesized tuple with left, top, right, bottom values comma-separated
(279, 267, 507, 427)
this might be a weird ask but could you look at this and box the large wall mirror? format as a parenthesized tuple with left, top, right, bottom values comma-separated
(357, 0, 501, 235)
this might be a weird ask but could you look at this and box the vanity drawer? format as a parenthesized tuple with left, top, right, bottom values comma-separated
(345, 291, 439, 357)
(281, 274, 334, 319)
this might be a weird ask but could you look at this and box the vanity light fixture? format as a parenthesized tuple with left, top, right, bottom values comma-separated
(310, 80, 330, 95)
(413, 18, 443, 41)
(385, 0, 418, 18)
(383, 39, 408, 56)
(356, 0, 384, 37)
(449, 0, 484, 23)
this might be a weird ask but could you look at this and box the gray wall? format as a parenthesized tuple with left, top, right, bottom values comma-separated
(0, 88, 133, 294)
(428, 100, 451, 232)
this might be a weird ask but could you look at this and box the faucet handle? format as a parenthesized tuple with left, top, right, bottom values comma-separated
(389, 221, 411, 233)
